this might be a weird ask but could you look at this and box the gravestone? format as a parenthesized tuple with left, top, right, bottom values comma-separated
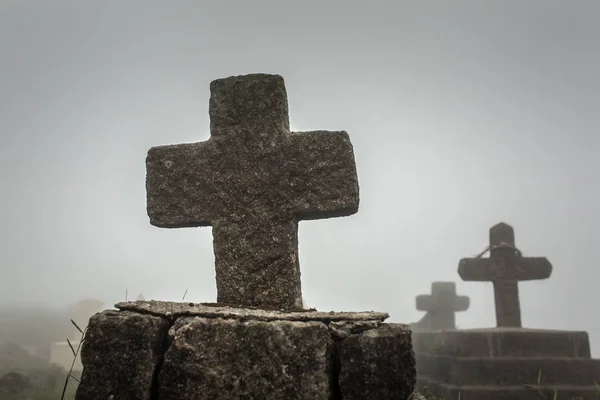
(146, 73, 359, 310)
(412, 222, 600, 399)
(50, 299, 104, 372)
(413, 281, 469, 330)
(458, 222, 552, 328)
(75, 74, 416, 400)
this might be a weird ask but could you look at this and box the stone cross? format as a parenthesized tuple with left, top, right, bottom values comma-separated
(415, 281, 469, 330)
(146, 74, 359, 310)
(458, 222, 552, 327)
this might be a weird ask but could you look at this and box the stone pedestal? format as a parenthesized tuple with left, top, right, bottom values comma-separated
(75, 301, 416, 400)
(413, 328, 600, 400)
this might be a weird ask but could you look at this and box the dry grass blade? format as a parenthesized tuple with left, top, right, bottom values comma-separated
(70, 319, 84, 335)
(68, 373, 81, 383)
(66, 338, 76, 357)
(182, 288, 188, 301)
(60, 326, 87, 400)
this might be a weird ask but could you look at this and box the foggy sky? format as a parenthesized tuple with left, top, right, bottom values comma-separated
(1, 1, 599, 354)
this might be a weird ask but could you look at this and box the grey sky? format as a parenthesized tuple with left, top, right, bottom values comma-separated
(1, 1, 599, 354)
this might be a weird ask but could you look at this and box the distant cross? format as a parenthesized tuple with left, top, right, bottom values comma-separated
(458, 222, 552, 327)
(146, 74, 359, 309)
(415, 282, 469, 330)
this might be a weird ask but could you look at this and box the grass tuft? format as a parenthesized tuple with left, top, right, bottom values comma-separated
(59, 323, 86, 400)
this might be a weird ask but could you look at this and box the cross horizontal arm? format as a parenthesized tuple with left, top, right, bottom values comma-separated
(458, 257, 494, 281)
(453, 296, 470, 311)
(415, 295, 434, 311)
(146, 142, 215, 228)
(287, 131, 359, 220)
(514, 257, 553, 281)
(459, 256, 553, 282)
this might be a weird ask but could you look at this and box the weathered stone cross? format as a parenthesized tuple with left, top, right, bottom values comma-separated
(145, 74, 360, 309)
(458, 222, 552, 327)
(415, 281, 469, 330)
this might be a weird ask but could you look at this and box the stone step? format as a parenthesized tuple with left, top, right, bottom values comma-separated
(419, 378, 600, 400)
(417, 353, 600, 386)
(451, 357, 600, 386)
(412, 328, 591, 358)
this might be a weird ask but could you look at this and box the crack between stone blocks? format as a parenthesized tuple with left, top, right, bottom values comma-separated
(149, 316, 174, 400)
(330, 339, 343, 400)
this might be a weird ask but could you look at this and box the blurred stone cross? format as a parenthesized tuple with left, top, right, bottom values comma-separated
(458, 222, 552, 328)
(415, 281, 469, 330)
(145, 73, 360, 310)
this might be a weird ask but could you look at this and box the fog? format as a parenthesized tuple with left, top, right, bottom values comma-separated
(1, 1, 599, 355)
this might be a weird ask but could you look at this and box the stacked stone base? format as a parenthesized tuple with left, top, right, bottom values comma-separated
(413, 328, 600, 400)
(75, 301, 416, 400)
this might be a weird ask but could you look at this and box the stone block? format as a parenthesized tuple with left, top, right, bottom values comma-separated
(417, 353, 600, 386)
(76, 310, 170, 400)
(414, 328, 600, 400)
(75, 301, 416, 400)
(158, 318, 332, 399)
(449, 357, 600, 386)
(422, 383, 600, 400)
(337, 323, 416, 400)
(413, 328, 591, 358)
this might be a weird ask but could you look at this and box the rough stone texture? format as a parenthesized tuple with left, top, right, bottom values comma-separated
(413, 328, 600, 400)
(116, 300, 389, 322)
(159, 318, 332, 399)
(75, 310, 170, 400)
(75, 302, 416, 400)
(327, 320, 382, 340)
(146, 73, 360, 309)
(338, 323, 417, 400)
(458, 222, 552, 327)
(413, 281, 469, 330)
